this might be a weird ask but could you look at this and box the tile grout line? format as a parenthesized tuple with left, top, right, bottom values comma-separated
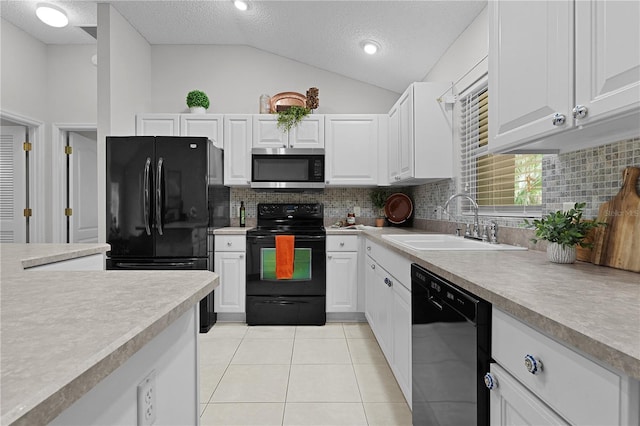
(343, 323, 371, 426)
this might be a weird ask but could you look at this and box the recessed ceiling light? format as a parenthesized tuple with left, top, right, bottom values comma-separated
(36, 3, 68, 28)
(362, 40, 380, 55)
(234, 0, 248, 11)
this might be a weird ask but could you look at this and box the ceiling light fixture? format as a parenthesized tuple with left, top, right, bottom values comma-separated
(362, 40, 380, 55)
(36, 3, 69, 28)
(234, 0, 248, 11)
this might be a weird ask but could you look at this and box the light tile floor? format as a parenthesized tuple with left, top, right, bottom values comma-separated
(199, 322, 412, 426)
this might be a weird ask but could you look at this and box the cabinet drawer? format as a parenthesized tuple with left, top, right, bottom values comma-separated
(365, 238, 411, 290)
(327, 235, 358, 251)
(492, 308, 627, 425)
(214, 235, 246, 252)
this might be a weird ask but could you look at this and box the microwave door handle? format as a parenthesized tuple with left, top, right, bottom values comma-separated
(143, 157, 151, 236)
(156, 157, 164, 236)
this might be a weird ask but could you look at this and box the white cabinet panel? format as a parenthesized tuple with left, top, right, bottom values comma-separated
(325, 115, 379, 186)
(253, 115, 287, 148)
(290, 115, 324, 148)
(180, 114, 223, 149)
(392, 279, 411, 404)
(224, 115, 252, 186)
(326, 251, 358, 312)
(489, 363, 569, 426)
(253, 115, 324, 149)
(213, 251, 246, 313)
(136, 114, 180, 136)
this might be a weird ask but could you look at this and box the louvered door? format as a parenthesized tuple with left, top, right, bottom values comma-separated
(0, 126, 27, 243)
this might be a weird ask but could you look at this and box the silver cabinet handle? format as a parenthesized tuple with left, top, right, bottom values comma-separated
(552, 113, 566, 126)
(524, 354, 543, 375)
(384, 277, 393, 287)
(484, 373, 497, 390)
(572, 105, 588, 119)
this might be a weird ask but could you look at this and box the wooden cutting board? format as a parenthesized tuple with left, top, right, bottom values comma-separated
(590, 167, 640, 273)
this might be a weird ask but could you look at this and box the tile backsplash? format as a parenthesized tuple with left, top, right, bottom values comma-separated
(229, 138, 639, 249)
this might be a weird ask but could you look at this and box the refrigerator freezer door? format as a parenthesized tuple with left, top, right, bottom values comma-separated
(106, 136, 155, 258)
(155, 137, 209, 258)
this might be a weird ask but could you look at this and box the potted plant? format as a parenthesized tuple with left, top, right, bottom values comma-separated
(522, 202, 605, 264)
(370, 188, 389, 227)
(276, 105, 310, 132)
(186, 90, 210, 113)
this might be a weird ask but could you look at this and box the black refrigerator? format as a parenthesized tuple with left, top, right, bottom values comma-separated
(106, 136, 230, 332)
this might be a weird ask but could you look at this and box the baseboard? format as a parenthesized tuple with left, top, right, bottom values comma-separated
(216, 313, 246, 322)
(326, 312, 367, 322)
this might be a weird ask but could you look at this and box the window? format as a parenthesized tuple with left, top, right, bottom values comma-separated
(460, 83, 542, 216)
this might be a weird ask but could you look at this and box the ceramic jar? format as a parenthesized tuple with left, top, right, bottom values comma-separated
(547, 242, 576, 264)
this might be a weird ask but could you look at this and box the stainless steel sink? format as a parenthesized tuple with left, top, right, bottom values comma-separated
(381, 234, 527, 251)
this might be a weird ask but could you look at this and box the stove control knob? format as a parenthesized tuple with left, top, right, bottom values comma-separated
(524, 354, 543, 375)
(484, 372, 497, 390)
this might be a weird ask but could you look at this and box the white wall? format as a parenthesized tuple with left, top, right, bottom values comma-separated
(423, 6, 488, 91)
(47, 45, 98, 125)
(97, 3, 152, 242)
(150, 45, 399, 114)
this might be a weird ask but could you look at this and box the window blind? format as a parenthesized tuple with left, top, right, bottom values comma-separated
(460, 85, 542, 216)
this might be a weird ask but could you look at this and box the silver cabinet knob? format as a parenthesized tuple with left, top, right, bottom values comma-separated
(552, 113, 566, 126)
(328, 255, 332, 259)
(367, 246, 371, 251)
(484, 372, 497, 390)
(370, 264, 375, 269)
(227, 241, 232, 247)
(282, 144, 287, 148)
(572, 105, 588, 119)
(326, 180, 330, 184)
(239, 254, 244, 258)
(340, 242, 345, 247)
(524, 354, 543, 375)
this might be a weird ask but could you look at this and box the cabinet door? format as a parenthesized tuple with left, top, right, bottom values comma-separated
(489, 364, 568, 426)
(290, 115, 324, 148)
(387, 106, 401, 183)
(574, 0, 640, 125)
(364, 255, 377, 330)
(397, 89, 413, 181)
(489, 0, 574, 151)
(392, 281, 412, 405)
(372, 260, 394, 360)
(180, 114, 223, 149)
(136, 114, 180, 136)
(214, 251, 246, 313)
(326, 251, 358, 312)
(224, 115, 252, 186)
(325, 115, 378, 186)
(252, 115, 287, 148)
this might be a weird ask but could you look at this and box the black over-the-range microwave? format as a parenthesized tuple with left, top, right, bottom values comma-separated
(251, 148, 325, 190)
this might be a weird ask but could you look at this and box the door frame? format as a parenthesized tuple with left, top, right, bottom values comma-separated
(0, 109, 45, 242)
(52, 123, 97, 243)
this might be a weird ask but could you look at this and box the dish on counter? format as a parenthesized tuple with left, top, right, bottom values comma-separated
(384, 193, 413, 224)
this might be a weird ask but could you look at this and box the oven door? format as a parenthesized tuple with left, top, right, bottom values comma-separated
(246, 234, 326, 296)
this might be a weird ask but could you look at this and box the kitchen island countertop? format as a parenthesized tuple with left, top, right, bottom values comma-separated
(0, 244, 218, 426)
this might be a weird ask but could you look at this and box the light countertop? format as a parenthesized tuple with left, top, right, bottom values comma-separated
(1, 244, 219, 426)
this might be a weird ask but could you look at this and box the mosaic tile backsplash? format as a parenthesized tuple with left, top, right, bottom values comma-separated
(230, 138, 639, 247)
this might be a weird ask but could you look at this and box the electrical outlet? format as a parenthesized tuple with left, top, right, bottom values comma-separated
(563, 202, 575, 212)
(137, 371, 156, 426)
(353, 206, 361, 216)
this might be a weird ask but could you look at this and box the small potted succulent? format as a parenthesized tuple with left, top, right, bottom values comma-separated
(276, 105, 310, 132)
(370, 188, 389, 227)
(523, 202, 605, 264)
(186, 90, 210, 113)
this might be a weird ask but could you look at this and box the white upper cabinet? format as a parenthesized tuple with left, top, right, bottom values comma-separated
(136, 114, 180, 136)
(252, 115, 324, 149)
(387, 82, 453, 185)
(325, 115, 381, 186)
(489, 0, 640, 153)
(180, 114, 223, 149)
(223, 115, 252, 187)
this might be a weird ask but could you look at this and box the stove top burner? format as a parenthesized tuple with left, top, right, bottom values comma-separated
(254, 203, 324, 233)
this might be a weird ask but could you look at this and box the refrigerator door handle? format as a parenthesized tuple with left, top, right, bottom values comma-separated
(143, 157, 152, 236)
(156, 157, 164, 236)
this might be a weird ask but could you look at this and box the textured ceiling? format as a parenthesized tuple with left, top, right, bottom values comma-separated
(0, 1, 486, 93)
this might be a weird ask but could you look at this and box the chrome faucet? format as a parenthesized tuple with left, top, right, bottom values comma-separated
(443, 193, 480, 240)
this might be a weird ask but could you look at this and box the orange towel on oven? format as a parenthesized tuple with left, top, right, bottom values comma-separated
(275, 235, 295, 279)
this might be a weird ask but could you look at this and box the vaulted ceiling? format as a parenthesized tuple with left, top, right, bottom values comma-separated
(1, 1, 486, 93)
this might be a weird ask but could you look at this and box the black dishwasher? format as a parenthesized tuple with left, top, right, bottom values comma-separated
(411, 263, 491, 426)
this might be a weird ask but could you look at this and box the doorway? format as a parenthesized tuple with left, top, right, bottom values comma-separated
(0, 124, 29, 243)
(66, 130, 98, 243)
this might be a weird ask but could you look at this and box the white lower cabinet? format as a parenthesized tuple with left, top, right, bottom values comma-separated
(489, 363, 568, 426)
(364, 239, 412, 405)
(490, 308, 640, 426)
(214, 235, 246, 313)
(326, 235, 359, 312)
